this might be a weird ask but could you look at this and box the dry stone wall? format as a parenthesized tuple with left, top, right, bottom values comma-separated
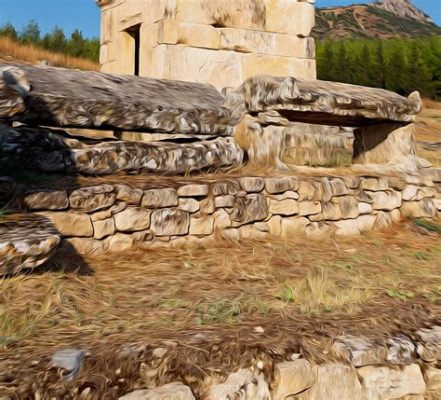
(19, 170, 441, 256)
(116, 327, 441, 399)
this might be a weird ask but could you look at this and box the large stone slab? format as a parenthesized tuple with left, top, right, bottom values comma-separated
(237, 75, 422, 126)
(0, 214, 61, 275)
(0, 64, 243, 135)
(0, 125, 244, 175)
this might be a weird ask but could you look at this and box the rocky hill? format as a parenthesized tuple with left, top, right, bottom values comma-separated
(314, 0, 441, 39)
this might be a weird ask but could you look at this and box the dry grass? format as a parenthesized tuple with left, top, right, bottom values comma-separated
(0, 222, 440, 398)
(0, 37, 99, 71)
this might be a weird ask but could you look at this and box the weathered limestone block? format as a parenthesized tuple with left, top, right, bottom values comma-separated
(242, 55, 316, 82)
(212, 181, 241, 196)
(272, 360, 316, 400)
(91, 201, 127, 222)
(177, 184, 209, 197)
(305, 222, 334, 239)
(40, 211, 93, 237)
(375, 210, 402, 229)
(360, 178, 389, 192)
(322, 196, 359, 221)
(332, 336, 386, 367)
(416, 326, 441, 362)
(174, 0, 266, 30)
(240, 177, 265, 193)
(93, 217, 115, 240)
(0, 64, 242, 135)
(24, 190, 69, 210)
(357, 364, 426, 399)
(205, 369, 270, 400)
(353, 123, 420, 169)
(264, 0, 315, 36)
(238, 76, 422, 125)
(66, 237, 104, 255)
(386, 336, 416, 365)
(425, 367, 441, 391)
(300, 364, 364, 400)
(0, 214, 61, 275)
(214, 209, 232, 229)
(231, 194, 268, 226)
(298, 201, 322, 217)
(400, 199, 436, 219)
(214, 195, 235, 208)
(119, 382, 195, 400)
(114, 208, 151, 232)
(151, 209, 190, 236)
(219, 28, 312, 58)
(234, 118, 287, 170)
(269, 198, 298, 216)
(366, 190, 402, 211)
(1, 126, 245, 175)
(265, 177, 296, 194)
(116, 185, 143, 205)
(281, 217, 309, 238)
(70, 185, 116, 213)
(358, 202, 373, 214)
(189, 216, 214, 235)
(334, 214, 377, 236)
(158, 19, 221, 49)
(178, 198, 200, 213)
(168, 45, 244, 90)
(142, 189, 178, 208)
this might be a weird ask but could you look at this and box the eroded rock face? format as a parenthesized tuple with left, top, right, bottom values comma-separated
(0, 214, 61, 275)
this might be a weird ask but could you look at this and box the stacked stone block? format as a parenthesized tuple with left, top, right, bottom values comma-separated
(20, 169, 441, 255)
(98, 0, 316, 89)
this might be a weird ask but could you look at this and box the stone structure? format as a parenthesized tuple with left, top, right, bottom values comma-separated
(116, 326, 441, 399)
(0, 63, 438, 274)
(96, 0, 316, 89)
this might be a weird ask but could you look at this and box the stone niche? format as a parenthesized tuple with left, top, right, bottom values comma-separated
(97, 0, 317, 89)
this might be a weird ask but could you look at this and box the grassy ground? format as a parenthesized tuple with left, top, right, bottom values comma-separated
(0, 221, 440, 397)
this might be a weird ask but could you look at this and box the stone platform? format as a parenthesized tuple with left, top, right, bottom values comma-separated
(13, 169, 440, 257)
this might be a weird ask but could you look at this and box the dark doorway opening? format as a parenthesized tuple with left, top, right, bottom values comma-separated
(125, 24, 141, 76)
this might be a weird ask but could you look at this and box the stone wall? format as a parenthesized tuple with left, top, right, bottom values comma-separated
(118, 326, 441, 399)
(20, 170, 441, 255)
(98, 0, 316, 89)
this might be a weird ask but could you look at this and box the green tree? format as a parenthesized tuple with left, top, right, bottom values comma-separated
(20, 20, 40, 44)
(0, 22, 18, 40)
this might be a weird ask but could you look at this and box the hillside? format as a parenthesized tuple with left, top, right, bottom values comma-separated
(314, 0, 441, 39)
(0, 37, 98, 70)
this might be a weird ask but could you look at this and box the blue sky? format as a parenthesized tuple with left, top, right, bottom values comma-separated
(0, 0, 440, 39)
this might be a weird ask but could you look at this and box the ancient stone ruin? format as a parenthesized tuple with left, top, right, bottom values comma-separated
(97, 0, 316, 89)
(1, 2, 441, 397)
(0, 63, 439, 275)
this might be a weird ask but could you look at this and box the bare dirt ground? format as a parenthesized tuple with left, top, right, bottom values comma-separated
(1, 221, 440, 398)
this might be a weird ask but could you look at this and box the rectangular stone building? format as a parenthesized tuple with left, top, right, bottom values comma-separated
(97, 0, 316, 90)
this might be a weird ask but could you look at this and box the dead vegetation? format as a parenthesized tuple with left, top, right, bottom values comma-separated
(0, 37, 99, 71)
(0, 221, 440, 398)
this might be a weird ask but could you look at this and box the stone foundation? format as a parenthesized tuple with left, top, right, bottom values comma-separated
(17, 169, 441, 256)
(117, 326, 441, 399)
